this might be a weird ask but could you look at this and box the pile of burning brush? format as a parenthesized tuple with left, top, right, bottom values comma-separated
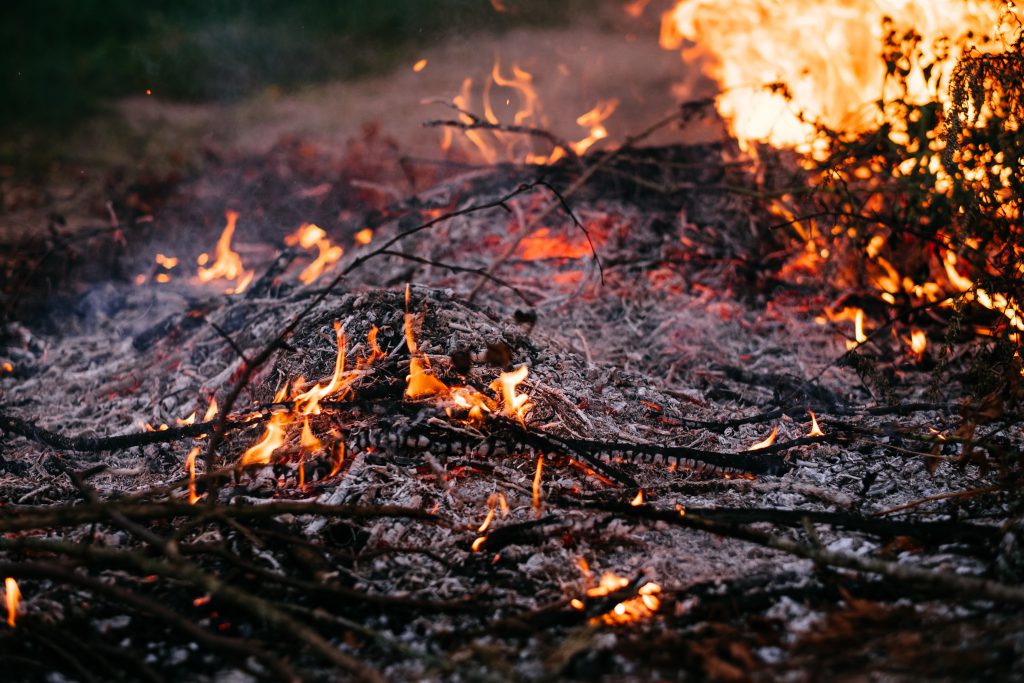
(2, 1, 1024, 680)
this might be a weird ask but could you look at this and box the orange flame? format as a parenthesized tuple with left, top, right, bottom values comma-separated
(197, 211, 253, 292)
(203, 398, 219, 422)
(630, 490, 645, 506)
(808, 411, 824, 437)
(909, 329, 927, 356)
(240, 385, 291, 466)
(748, 424, 778, 450)
(300, 417, 323, 453)
(354, 228, 374, 245)
(294, 321, 350, 415)
(4, 577, 20, 628)
(533, 454, 544, 515)
(185, 446, 202, 505)
(578, 572, 662, 625)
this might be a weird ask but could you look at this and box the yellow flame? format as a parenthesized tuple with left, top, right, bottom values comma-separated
(630, 490, 645, 506)
(491, 365, 532, 421)
(203, 398, 219, 422)
(660, 0, 1014, 150)
(808, 411, 824, 437)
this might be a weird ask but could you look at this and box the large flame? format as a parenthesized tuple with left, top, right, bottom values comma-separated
(660, 0, 1012, 150)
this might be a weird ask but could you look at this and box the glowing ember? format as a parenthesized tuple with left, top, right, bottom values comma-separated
(748, 424, 778, 450)
(4, 577, 20, 628)
(412, 58, 428, 72)
(808, 411, 824, 437)
(517, 227, 593, 261)
(197, 211, 253, 292)
(184, 446, 201, 505)
(155, 253, 178, 269)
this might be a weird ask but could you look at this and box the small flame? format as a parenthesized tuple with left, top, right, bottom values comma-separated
(471, 536, 488, 552)
(910, 329, 927, 356)
(354, 228, 374, 245)
(748, 424, 778, 450)
(155, 253, 178, 269)
(294, 321, 350, 415)
(185, 446, 201, 505)
(845, 308, 868, 350)
(533, 454, 544, 515)
(328, 442, 345, 479)
(477, 495, 499, 533)
(203, 398, 219, 422)
(570, 99, 619, 156)
(808, 411, 824, 437)
(579, 572, 662, 625)
(412, 58, 428, 72)
(491, 365, 532, 421)
(177, 411, 197, 426)
(630, 490, 645, 506)
(4, 577, 20, 628)
(197, 211, 253, 292)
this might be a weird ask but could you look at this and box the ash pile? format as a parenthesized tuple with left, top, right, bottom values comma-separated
(1, 132, 1023, 681)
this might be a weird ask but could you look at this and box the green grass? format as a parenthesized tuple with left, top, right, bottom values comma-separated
(1, 0, 575, 130)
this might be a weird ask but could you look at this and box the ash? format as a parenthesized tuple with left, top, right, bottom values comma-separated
(1, 141, 1022, 682)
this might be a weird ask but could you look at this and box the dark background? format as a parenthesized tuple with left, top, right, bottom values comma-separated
(0, 0, 576, 131)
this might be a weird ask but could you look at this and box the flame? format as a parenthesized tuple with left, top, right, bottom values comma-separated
(909, 329, 927, 356)
(354, 228, 374, 245)
(300, 417, 323, 453)
(659, 0, 1012, 150)
(197, 211, 253, 292)
(471, 536, 488, 552)
(808, 411, 824, 437)
(1, 362, 12, 373)
(477, 494, 500, 533)
(578, 572, 663, 625)
(185, 446, 201, 505)
(240, 385, 291, 466)
(533, 454, 544, 514)
(4, 577, 20, 627)
(844, 308, 868, 350)
(203, 398, 219, 422)
(440, 58, 617, 164)
(286, 224, 344, 285)
(177, 411, 197, 426)
(328, 442, 345, 479)
(413, 58, 428, 72)
(155, 253, 178, 269)
(570, 99, 619, 156)
(630, 490, 645, 506)
(491, 366, 532, 421)
(293, 321, 350, 415)
(748, 424, 778, 450)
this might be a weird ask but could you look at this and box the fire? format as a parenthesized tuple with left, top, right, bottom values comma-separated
(203, 398, 219, 422)
(808, 411, 824, 437)
(240, 385, 291, 466)
(439, 58, 617, 164)
(285, 223, 344, 285)
(354, 228, 374, 245)
(197, 211, 254, 292)
(845, 308, 868, 350)
(300, 417, 322, 453)
(630, 490, 645, 506)
(659, 0, 1013, 150)
(517, 228, 594, 261)
(413, 58, 428, 72)
(184, 446, 201, 504)
(293, 321, 351, 415)
(748, 424, 778, 450)
(491, 366, 532, 421)
(4, 577, 20, 628)
(576, 572, 662, 625)
(909, 329, 927, 357)
(533, 454, 544, 514)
